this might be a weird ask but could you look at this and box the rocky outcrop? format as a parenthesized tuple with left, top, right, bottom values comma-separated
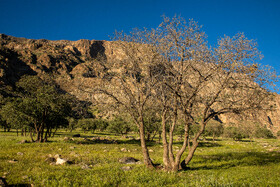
(0, 34, 279, 134)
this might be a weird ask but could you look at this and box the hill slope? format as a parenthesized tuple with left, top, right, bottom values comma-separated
(0, 34, 279, 134)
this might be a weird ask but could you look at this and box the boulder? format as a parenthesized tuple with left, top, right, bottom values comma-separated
(120, 148, 128, 152)
(56, 157, 68, 165)
(118, 157, 139, 164)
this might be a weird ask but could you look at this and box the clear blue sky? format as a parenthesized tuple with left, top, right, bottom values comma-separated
(0, 0, 280, 89)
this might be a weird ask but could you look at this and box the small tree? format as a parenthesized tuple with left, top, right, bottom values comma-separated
(223, 126, 245, 141)
(0, 75, 71, 142)
(107, 116, 132, 136)
(78, 118, 97, 133)
(205, 121, 224, 141)
(254, 126, 275, 139)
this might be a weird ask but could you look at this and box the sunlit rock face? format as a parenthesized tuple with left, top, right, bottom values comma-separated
(0, 34, 279, 134)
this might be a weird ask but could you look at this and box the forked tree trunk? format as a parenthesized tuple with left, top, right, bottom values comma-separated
(181, 122, 206, 169)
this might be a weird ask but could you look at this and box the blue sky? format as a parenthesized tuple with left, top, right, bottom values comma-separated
(0, 0, 280, 89)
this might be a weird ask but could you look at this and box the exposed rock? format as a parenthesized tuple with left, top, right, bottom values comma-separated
(149, 149, 154, 152)
(22, 175, 28, 180)
(79, 163, 91, 170)
(18, 140, 28, 144)
(118, 157, 139, 164)
(56, 157, 68, 165)
(0, 34, 280, 135)
(17, 152, 24, 156)
(70, 146, 76, 150)
(121, 166, 132, 171)
(8, 159, 18, 164)
(63, 137, 70, 141)
(120, 148, 128, 152)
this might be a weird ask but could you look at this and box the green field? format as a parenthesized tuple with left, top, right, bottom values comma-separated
(1, 130, 280, 186)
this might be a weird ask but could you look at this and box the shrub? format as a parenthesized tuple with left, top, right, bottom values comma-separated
(254, 127, 275, 139)
(107, 116, 132, 135)
(223, 126, 245, 141)
(78, 118, 97, 133)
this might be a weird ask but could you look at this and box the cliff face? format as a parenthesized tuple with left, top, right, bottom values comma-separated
(0, 34, 279, 134)
(0, 34, 121, 100)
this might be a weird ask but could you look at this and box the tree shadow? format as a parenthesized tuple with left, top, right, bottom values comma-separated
(188, 151, 280, 170)
(173, 141, 222, 148)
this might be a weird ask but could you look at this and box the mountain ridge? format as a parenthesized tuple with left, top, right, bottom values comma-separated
(0, 34, 279, 134)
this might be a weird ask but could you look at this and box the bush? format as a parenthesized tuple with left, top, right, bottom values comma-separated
(205, 121, 224, 140)
(78, 118, 97, 133)
(254, 127, 275, 139)
(107, 116, 132, 135)
(277, 130, 280, 138)
(223, 126, 246, 141)
(95, 119, 109, 131)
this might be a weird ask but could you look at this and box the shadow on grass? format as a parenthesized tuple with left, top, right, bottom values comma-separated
(189, 151, 280, 170)
(173, 141, 222, 148)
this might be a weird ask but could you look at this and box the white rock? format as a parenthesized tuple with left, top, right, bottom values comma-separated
(56, 157, 67, 165)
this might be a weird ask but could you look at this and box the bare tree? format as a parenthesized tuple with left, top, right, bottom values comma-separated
(93, 16, 278, 171)
(94, 30, 163, 168)
(153, 16, 277, 171)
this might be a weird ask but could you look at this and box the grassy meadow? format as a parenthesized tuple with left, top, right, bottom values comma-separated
(1, 130, 280, 186)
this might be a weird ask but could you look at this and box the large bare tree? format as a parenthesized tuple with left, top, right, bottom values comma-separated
(94, 16, 278, 171)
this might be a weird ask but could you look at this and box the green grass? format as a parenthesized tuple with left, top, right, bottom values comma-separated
(1, 130, 280, 186)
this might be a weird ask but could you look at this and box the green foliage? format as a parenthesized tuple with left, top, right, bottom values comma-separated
(77, 118, 109, 133)
(77, 118, 97, 133)
(95, 118, 109, 131)
(68, 118, 78, 132)
(144, 110, 161, 141)
(254, 126, 275, 139)
(223, 126, 246, 141)
(277, 130, 280, 138)
(205, 121, 224, 140)
(0, 75, 71, 142)
(107, 116, 133, 135)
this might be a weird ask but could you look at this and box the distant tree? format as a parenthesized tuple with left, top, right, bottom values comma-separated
(205, 121, 224, 141)
(223, 126, 245, 141)
(95, 118, 109, 132)
(0, 75, 71, 142)
(78, 118, 97, 133)
(144, 110, 161, 141)
(254, 126, 275, 139)
(277, 130, 280, 138)
(107, 116, 133, 136)
(68, 118, 78, 132)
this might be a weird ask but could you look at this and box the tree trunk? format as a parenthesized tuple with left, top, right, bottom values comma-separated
(30, 128, 35, 142)
(161, 109, 171, 169)
(138, 120, 154, 168)
(181, 122, 206, 169)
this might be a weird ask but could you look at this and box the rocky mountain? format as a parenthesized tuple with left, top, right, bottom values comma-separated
(0, 34, 279, 134)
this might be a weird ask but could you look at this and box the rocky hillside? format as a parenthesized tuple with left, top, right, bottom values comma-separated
(0, 34, 280, 134)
